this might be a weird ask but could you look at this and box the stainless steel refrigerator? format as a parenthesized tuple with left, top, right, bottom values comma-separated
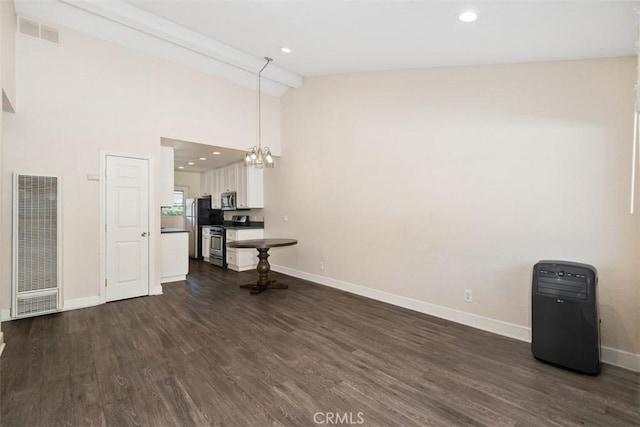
(185, 196, 219, 258)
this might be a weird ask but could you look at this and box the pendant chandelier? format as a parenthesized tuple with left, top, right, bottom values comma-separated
(245, 57, 274, 169)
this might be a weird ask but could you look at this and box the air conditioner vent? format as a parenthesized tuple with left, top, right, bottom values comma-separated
(18, 17, 59, 45)
(18, 17, 39, 38)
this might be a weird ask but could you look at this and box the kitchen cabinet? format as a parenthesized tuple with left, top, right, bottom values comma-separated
(160, 231, 189, 283)
(200, 170, 214, 197)
(236, 161, 264, 209)
(202, 227, 211, 262)
(218, 163, 237, 193)
(226, 228, 264, 271)
(209, 171, 220, 208)
(202, 160, 263, 209)
(209, 168, 220, 208)
(159, 146, 175, 207)
(200, 172, 208, 196)
(227, 163, 238, 193)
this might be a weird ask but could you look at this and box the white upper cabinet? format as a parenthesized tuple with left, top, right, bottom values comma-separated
(237, 161, 264, 209)
(159, 146, 175, 207)
(210, 170, 220, 208)
(218, 164, 237, 193)
(200, 171, 209, 196)
(201, 161, 263, 209)
(200, 170, 214, 197)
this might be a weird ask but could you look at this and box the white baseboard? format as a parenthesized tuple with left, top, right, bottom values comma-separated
(0, 332, 5, 356)
(1, 296, 102, 322)
(272, 264, 640, 373)
(160, 275, 186, 284)
(1, 285, 165, 322)
(150, 285, 164, 295)
(63, 296, 102, 312)
(601, 346, 640, 372)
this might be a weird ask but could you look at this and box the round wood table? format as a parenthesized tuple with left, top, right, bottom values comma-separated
(226, 238, 298, 294)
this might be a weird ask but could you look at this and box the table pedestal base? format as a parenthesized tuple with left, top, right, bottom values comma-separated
(239, 247, 288, 294)
(240, 280, 289, 294)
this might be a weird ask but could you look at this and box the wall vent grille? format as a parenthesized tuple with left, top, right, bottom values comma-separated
(18, 17, 59, 45)
(13, 174, 62, 318)
(17, 293, 58, 317)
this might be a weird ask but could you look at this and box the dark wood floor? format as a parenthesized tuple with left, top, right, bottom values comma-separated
(1, 260, 639, 426)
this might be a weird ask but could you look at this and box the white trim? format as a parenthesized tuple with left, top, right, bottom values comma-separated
(272, 264, 640, 373)
(601, 346, 640, 372)
(100, 151, 155, 304)
(0, 332, 5, 356)
(160, 275, 185, 284)
(62, 296, 102, 312)
(272, 264, 530, 341)
(150, 286, 163, 295)
(1, 296, 104, 321)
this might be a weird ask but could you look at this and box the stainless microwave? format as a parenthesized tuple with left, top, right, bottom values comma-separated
(221, 191, 236, 210)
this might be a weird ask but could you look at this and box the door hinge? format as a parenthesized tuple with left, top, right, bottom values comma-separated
(105, 224, 107, 232)
(104, 279, 107, 288)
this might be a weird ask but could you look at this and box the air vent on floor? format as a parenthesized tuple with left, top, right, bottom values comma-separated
(18, 17, 59, 45)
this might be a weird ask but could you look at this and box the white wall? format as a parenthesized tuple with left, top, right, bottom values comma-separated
(1, 24, 280, 308)
(175, 171, 201, 199)
(1, 0, 16, 112)
(269, 57, 640, 356)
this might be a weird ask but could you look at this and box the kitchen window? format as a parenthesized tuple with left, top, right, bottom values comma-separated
(161, 188, 186, 216)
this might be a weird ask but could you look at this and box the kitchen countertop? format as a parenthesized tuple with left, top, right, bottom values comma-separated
(223, 224, 265, 230)
(201, 222, 265, 230)
(161, 228, 188, 233)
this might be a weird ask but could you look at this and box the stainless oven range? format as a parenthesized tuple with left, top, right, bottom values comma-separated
(209, 226, 226, 268)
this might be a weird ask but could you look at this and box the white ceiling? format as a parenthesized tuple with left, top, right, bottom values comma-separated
(125, 0, 640, 76)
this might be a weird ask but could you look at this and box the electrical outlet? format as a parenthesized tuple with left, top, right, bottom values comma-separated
(464, 290, 473, 303)
(320, 261, 324, 271)
(283, 214, 289, 222)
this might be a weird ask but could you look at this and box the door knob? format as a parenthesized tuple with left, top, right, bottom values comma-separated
(141, 232, 148, 237)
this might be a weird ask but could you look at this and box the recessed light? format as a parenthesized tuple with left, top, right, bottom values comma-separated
(188, 162, 195, 165)
(212, 151, 221, 155)
(178, 166, 184, 169)
(199, 157, 207, 161)
(458, 11, 477, 22)
(281, 47, 292, 54)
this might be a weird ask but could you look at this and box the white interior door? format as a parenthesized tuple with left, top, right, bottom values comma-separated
(106, 155, 150, 302)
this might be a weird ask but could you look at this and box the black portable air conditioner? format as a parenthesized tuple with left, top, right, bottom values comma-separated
(531, 260, 600, 375)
